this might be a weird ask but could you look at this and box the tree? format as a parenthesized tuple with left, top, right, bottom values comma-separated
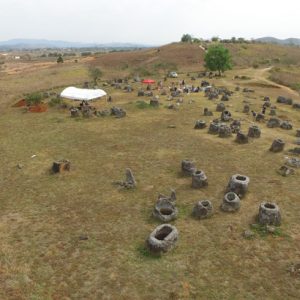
(57, 55, 64, 63)
(211, 36, 220, 42)
(89, 66, 103, 85)
(181, 34, 192, 43)
(204, 44, 232, 76)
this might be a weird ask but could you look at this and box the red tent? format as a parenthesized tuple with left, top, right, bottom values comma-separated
(142, 79, 155, 84)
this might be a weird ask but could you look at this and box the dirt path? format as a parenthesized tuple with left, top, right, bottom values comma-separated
(251, 67, 299, 97)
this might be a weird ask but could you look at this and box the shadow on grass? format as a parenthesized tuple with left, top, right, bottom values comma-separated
(136, 244, 161, 260)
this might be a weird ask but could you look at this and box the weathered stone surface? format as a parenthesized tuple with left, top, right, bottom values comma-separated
(208, 120, 220, 134)
(285, 157, 300, 168)
(270, 139, 285, 152)
(227, 174, 250, 198)
(255, 113, 264, 122)
(277, 165, 295, 177)
(277, 96, 293, 105)
(267, 117, 281, 128)
(218, 124, 232, 138)
(181, 160, 196, 176)
(289, 147, 300, 155)
(145, 91, 154, 97)
(243, 230, 255, 239)
(221, 192, 240, 212)
(204, 108, 213, 116)
(280, 121, 293, 130)
(70, 108, 80, 117)
(293, 103, 300, 109)
(192, 170, 208, 188)
(221, 95, 229, 101)
(194, 120, 207, 129)
(221, 110, 232, 122)
(269, 108, 276, 116)
(243, 104, 250, 113)
(150, 97, 159, 107)
(248, 125, 261, 138)
(192, 200, 213, 219)
(115, 168, 136, 189)
(258, 202, 281, 226)
(158, 189, 177, 203)
(96, 109, 110, 117)
(111, 106, 126, 118)
(296, 129, 300, 137)
(146, 224, 178, 254)
(230, 120, 241, 133)
(235, 131, 249, 144)
(216, 102, 225, 112)
(52, 159, 71, 173)
(153, 199, 178, 222)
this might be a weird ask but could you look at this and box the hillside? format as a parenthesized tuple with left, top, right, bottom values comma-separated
(90, 42, 300, 73)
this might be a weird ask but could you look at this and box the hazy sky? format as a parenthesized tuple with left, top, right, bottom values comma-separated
(0, 0, 299, 44)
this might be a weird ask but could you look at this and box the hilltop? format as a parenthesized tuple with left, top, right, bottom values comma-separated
(255, 37, 300, 46)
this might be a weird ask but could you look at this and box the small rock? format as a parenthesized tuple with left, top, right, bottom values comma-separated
(79, 235, 89, 240)
(266, 225, 276, 234)
(167, 125, 176, 128)
(17, 163, 23, 169)
(243, 230, 255, 239)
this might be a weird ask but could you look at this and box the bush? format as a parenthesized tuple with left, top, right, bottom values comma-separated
(181, 34, 192, 43)
(25, 93, 42, 105)
(57, 55, 64, 63)
(135, 100, 152, 109)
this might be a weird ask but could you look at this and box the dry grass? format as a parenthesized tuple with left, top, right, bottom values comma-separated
(269, 66, 300, 91)
(0, 49, 300, 299)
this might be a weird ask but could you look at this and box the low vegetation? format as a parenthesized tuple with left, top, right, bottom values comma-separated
(0, 41, 299, 299)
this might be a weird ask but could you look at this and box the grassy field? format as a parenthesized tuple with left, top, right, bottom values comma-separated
(0, 44, 300, 299)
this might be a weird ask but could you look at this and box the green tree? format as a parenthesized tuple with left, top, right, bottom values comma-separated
(211, 36, 220, 42)
(57, 55, 64, 63)
(181, 34, 192, 43)
(89, 66, 103, 85)
(204, 44, 232, 76)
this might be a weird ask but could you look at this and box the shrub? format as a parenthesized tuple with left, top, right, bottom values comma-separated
(25, 93, 42, 105)
(57, 55, 64, 63)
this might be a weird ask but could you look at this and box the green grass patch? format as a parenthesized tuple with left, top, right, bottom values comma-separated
(250, 224, 287, 238)
(135, 100, 158, 109)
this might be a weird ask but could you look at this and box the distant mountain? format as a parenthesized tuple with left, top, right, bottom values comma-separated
(255, 37, 300, 46)
(0, 39, 150, 50)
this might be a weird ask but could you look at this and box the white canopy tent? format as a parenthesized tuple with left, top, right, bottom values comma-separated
(60, 87, 107, 101)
